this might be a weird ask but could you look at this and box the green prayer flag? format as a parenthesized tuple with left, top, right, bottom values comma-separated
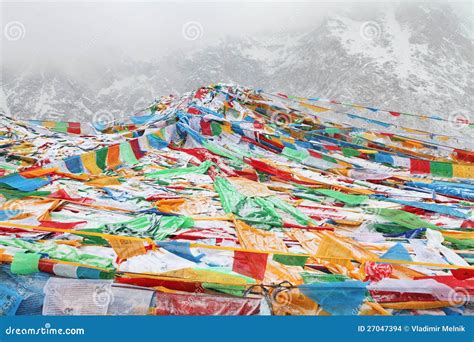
(213, 177, 282, 227)
(444, 237, 474, 250)
(273, 254, 308, 266)
(212, 176, 244, 213)
(0, 163, 17, 171)
(322, 155, 337, 164)
(372, 223, 410, 235)
(145, 161, 213, 179)
(267, 196, 316, 225)
(54, 122, 68, 132)
(202, 283, 247, 296)
(155, 215, 194, 241)
(0, 237, 114, 270)
(342, 147, 360, 158)
(95, 148, 108, 170)
(375, 208, 439, 230)
(77, 228, 109, 246)
(282, 147, 309, 162)
(10, 252, 40, 275)
(300, 272, 349, 284)
(100, 214, 194, 241)
(119, 142, 139, 165)
(210, 121, 222, 136)
(430, 161, 453, 177)
(0, 189, 50, 200)
(324, 128, 341, 134)
(352, 136, 364, 145)
(202, 140, 241, 161)
(294, 192, 323, 203)
(315, 189, 368, 206)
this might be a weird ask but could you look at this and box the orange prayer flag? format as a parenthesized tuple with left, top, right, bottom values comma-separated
(86, 176, 122, 187)
(107, 145, 121, 170)
(20, 167, 58, 178)
(155, 198, 185, 213)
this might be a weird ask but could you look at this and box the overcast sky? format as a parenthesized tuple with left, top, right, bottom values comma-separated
(1, 1, 471, 71)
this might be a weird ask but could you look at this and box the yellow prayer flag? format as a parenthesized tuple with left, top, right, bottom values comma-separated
(314, 234, 355, 270)
(441, 230, 474, 240)
(222, 122, 232, 134)
(81, 152, 103, 175)
(452, 163, 474, 179)
(298, 102, 330, 113)
(235, 219, 288, 252)
(358, 149, 378, 154)
(106, 236, 147, 260)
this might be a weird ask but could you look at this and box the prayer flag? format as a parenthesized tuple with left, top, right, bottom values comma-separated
(232, 250, 268, 280)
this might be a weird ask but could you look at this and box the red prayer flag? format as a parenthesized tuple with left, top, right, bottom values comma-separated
(38, 260, 55, 274)
(323, 144, 341, 151)
(200, 120, 213, 136)
(152, 292, 261, 315)
(453, 149, 474, 163)
(370, 291, 436, 303)
(39, 220, 86, 229)
(129, 139, 145, 159)
(308, 149, 322, 158)
(232, 250, 268, 280)
(415, 275, 474, 295)
(48, 189, 93, 204)
(253, 122, 264, 129)
(67, 122, 81, 134)
(258, 134, 284, 150)
(194, 88, 207, 100)
(451, 269, 474, 280)
(187, 107, 201, 115)
(409, 158, 430, 174)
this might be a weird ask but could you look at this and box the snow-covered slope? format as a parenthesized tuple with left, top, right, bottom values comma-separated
(1, 3, 472, 128)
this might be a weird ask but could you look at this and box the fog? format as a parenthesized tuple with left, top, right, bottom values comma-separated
(2, 1, 469, 73)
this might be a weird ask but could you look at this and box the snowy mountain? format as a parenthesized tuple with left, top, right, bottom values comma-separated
(1, 3, 472, 128)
